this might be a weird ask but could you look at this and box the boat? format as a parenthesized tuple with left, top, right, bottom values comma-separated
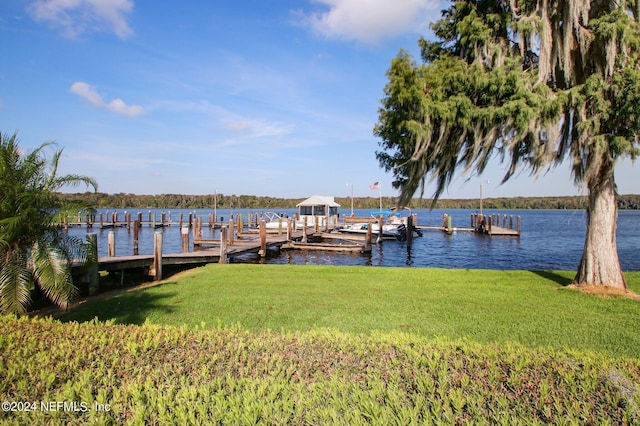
(339, 208, 421, 241)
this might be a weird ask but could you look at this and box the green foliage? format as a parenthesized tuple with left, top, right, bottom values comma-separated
(0, 131, 97, 314)
(54, 191, 640, 210)
(375, 1, 640, 205)
(1, 315, 639, 424)
(56, 265, 640, 359)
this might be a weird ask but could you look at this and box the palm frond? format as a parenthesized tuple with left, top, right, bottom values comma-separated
(31, 239, 78, 311)
(0, 248, 34, 314)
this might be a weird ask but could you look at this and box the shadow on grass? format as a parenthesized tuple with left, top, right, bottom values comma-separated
(531, 270, 574, 287)
(54, 284, 179, 326)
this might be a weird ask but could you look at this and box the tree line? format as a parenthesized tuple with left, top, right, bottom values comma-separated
(55, 192, 640, 210)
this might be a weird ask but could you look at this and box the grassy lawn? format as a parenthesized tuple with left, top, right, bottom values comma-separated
(56, 265, 640, 359)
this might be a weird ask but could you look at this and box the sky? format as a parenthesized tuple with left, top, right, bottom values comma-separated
(1, 0, 638, 200)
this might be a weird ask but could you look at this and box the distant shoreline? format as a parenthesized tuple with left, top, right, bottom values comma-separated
(55, 192, 640, 210)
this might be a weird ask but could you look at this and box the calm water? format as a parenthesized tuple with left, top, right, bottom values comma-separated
(65, 208, 640, 271)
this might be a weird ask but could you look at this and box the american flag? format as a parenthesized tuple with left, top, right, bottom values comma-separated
(369, 181, 379, 190)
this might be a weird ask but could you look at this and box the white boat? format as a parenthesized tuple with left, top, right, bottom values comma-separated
(339, 208, 421, 241)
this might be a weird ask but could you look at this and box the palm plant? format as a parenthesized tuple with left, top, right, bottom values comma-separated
(0, 131, 97, 314)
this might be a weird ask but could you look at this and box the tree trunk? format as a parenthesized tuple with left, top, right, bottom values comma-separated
(574, 175, 627, 290)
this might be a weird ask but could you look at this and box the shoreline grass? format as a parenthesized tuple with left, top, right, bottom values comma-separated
(55, 264, 640, 359)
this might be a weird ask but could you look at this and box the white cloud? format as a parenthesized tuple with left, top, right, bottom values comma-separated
(70, 81, 146, 117)
(224, 119, 294, 139)
(27, 0, 134, 39)
(297, 0, 440, 44)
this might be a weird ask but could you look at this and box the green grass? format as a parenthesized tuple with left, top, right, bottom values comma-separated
(56, 265, 640, 359)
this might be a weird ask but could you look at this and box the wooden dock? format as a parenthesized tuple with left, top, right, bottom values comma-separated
(435, 213, 521, 236)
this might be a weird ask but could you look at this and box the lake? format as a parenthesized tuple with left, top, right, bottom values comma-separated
(64, 208, 640, 272)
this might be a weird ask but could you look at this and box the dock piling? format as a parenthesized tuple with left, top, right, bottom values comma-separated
(153, 231, 163, 281)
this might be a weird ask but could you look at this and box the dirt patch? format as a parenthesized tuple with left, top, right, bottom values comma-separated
(566, 284, 640, 300)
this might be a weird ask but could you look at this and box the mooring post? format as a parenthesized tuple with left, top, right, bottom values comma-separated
(278, 217, 283, 236)
(365, 220, 372, 250)
(86, 234, 99, 296)
(181, 225, 190, 253)
(302, 216, 308, 243)
(237, 215, 242, 236)
(286, 218, 292, 241)
(259, 219, 267, 257)
(377, 215, 383, 244)
(108, 231, 116, 257)
(133, 220, 139, 255)
(447, 214, 453, 234)
(407, 215, 413, 245)
(219, 227, 228, 264)
(153, 231, 163, 281)
(228, 218, 234, 245)
(517, 216, 521, 234)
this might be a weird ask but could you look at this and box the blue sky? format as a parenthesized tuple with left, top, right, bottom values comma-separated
(1, 0, 637, 200)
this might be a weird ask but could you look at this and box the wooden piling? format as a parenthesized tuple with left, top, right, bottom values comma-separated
(108, 231, 116, 257)
(153, 231, 163, 281)
(219, 227, 228, 264)
(365, 220, 372, 250)
(302, 217, 308, 243)
(181, 226, 189, 253)
(133, 220, 139, 255)
(377, 216, 383, 244)
(86, 234, 99, 296)
(228, 218, 234, 245)
(259, 219, 267, 257)
(407, 215, 413, 245)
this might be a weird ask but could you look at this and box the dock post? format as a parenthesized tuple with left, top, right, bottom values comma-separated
(181, 226, 190, 253)
(99, 213, 104, 229)
(259, 219, 267, 257)
(517, 216, 521, 234)
(302, 217, 308, 243)
(219, 227, 228, 264)
(229, 218, 234, 245)
(237, 215, 242, 236)
(407, 215, 413, 245)
(377, 216, 383, 244)
(133, 220, 139, 255)
(286, 218, 292, 241)
(510, 215, 513, 230)
(86, 234, 99, 296)
(179, 213, 183, 229)
(108, 231, 116, 257)
(153, 231, 163, 281)
(365, 221, 372, 251)
(278, 217, 283, 236)
(315, 216, 319, 232)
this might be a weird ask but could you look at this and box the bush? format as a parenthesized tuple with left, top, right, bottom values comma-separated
(1, 315, 639, 425)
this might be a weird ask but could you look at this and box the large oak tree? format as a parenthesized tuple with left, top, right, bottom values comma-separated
(375, 0, 640, 290)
